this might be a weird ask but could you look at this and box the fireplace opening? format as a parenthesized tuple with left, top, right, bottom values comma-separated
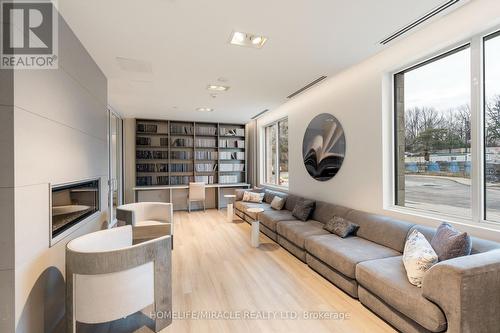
(51, 179, 100, 244)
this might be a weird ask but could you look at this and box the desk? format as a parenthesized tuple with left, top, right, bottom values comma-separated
(133, 183, 250, 210)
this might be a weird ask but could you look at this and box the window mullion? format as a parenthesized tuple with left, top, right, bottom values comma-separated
(275, 123, 280, 185)
(470, 36, 483, 223)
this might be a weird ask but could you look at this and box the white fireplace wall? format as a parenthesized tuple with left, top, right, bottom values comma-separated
(0, 14, 108, 333)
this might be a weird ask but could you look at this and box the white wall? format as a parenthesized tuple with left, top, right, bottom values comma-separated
(0, 14, 108, 333)
(257, 0, 500, 241)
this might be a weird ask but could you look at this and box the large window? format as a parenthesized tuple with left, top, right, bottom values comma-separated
(484, 32, 500, 222)
(264, 118, 288, 187)
(394, 46, 472, 217)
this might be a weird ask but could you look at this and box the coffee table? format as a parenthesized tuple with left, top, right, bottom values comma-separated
(246, 207, 264, 247)
(224, 194, 236, 221)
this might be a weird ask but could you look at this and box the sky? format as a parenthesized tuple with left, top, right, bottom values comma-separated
(404, 34, 500, 113)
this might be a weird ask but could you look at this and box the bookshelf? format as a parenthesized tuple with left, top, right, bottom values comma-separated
(135, 119, 246, 186)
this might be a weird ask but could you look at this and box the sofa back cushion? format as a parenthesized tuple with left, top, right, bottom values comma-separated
(285, 194, 301, 211)
(409, 225, 500, 254)
(345, 210, 413, 252)
(312, 201, 352, 224)
(263, 189, 288, 204)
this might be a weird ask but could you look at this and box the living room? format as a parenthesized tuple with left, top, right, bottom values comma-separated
(2, 0, 500, 332)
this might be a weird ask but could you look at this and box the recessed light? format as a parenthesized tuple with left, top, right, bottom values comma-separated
(207, 84, 229, 92)
(196, 107, 214, 112)
(229, 31, 267, 49)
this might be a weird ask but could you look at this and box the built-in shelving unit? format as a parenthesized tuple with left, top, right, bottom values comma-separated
(135, 119, 246, 186)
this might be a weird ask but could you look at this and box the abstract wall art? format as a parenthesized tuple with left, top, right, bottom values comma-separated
(302, 113, 346, 181)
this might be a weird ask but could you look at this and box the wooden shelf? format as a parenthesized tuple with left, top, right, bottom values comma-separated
(136, 119, 247, 187)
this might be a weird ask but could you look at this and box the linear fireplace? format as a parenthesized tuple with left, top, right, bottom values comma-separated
(50, 179, 100, 245)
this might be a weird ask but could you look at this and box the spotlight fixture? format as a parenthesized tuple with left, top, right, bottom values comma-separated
(196, 107, 214, 112)
(207, 84, 230, 92)
(229, 31, 267, 49)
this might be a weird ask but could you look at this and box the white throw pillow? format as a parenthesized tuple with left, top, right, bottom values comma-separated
(402, 230, 438, 288)
(242, 191, 264, 203)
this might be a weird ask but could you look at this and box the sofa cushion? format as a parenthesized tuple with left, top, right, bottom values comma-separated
(356, 256, 447, 332)
(285, 194, 301, 211)
(277, 220, 329, 249)
(243, 191, 264, 203)
(312, 201, 352, 224)
(345, 210, 414, 252)
(259, 210, 298, 232)
(305, 234, 400, 279)
(403, 230, 438, 287)
(263, 189, 288, 204)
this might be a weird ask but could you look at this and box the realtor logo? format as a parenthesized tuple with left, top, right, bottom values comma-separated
(1, 0, 58, 69)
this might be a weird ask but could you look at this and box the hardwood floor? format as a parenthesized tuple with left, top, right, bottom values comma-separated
(80, 209, 396, 333)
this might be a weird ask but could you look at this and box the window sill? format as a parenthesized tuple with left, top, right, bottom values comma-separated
(260, 183, 289, 192)
(385, 205, 500, 234)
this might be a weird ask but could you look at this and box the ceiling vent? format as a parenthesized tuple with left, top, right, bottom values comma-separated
(116, 57, 153, 73)
(380, 0, 465, 45)
(286, 76, 327, 99)
(251, 109, 269, 120)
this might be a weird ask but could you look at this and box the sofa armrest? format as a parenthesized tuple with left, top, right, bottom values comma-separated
(422, 250, 500, 333)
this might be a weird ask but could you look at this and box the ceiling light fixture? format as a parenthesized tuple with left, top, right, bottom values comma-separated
(196, 107, 214, 112)
(229, 31, 267, 49)
(207, 84, 229, 92)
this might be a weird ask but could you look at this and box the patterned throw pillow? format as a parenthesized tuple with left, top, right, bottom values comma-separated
(292, 199, 315, 221)
(403, 230, 438, 287)
(235, 189, 246, 201)
(323, 217, 359, 238)
(431, 223, 472, 261)
(271, 196, 286, 210)
(242, 191, 264, 203)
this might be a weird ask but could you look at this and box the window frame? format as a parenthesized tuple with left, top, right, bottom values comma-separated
(387, 26, 500, 229)
(262, 117, 289, 189)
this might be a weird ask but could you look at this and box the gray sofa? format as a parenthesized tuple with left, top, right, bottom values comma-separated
(234, 188, 500, 333)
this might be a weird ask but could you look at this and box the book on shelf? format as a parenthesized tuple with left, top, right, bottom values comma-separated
(219, 174, 239, 184)
(170, 176, 194, 185)
(171, 151, 192, 160)
(219, 151, 244, 160)
(137, 123, 158, 133)
(171, 123, 193, 135)
(171, 137, 193, 147)
(136, 137, 169, 147)
(136, 150, 169, 159)
(195, 138, 217, 148)
(195, 175, 215, 184)
(196, 126, 217, 136)
(219, 127, 245, 136)
(219, 139, 245, 148)
(195, 163, 217, 172)
(219, 163, 244, 172)
(195, 150, 217, 160)
(170, 163, 193, 172)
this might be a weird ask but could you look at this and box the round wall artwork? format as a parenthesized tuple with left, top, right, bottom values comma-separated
(302, 113, 346, 181)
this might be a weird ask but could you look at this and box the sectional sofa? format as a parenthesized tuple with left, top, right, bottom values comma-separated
(234, 188, 500, 333)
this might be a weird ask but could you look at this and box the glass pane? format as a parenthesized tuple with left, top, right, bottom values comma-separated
(395, 46, 471, 217)
(279, 119, 289, 186)
(265, 124, 277, 184)
(110, 113, 121, 220)
(485, 33, 500, 222)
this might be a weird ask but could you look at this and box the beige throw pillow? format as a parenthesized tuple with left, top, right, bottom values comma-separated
(242, 191, 264, 203)
(271, 196, 286, 210)
(402, 230, 438, 288)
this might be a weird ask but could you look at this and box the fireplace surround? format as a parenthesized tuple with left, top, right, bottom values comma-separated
(50, 179, 100, 245)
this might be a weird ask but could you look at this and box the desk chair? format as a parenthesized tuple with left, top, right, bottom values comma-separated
(188, 182, 206, 212)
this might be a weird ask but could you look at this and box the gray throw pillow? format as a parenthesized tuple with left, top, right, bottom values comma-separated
(430, 223, 471, 261)
(235, 189, 245, 201)
(271, 196, 286, 210)
(292, 199, 315, 221)
(324, 217, 359, 238)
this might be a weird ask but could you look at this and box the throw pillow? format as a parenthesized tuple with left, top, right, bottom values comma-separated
(323, 216, 359, 238)
(403, 230, 438, 287)
(271, 196, 286, 210)
(292, 199, 315, 221)
(431, 223, 472, 261)
(235, 189, 245, 201)
(242, 191, 264, 203)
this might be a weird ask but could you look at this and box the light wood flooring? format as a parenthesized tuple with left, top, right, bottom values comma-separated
(79, 209, 396, 333)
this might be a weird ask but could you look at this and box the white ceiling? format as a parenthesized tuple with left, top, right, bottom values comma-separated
(57, 0, 445, 123)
